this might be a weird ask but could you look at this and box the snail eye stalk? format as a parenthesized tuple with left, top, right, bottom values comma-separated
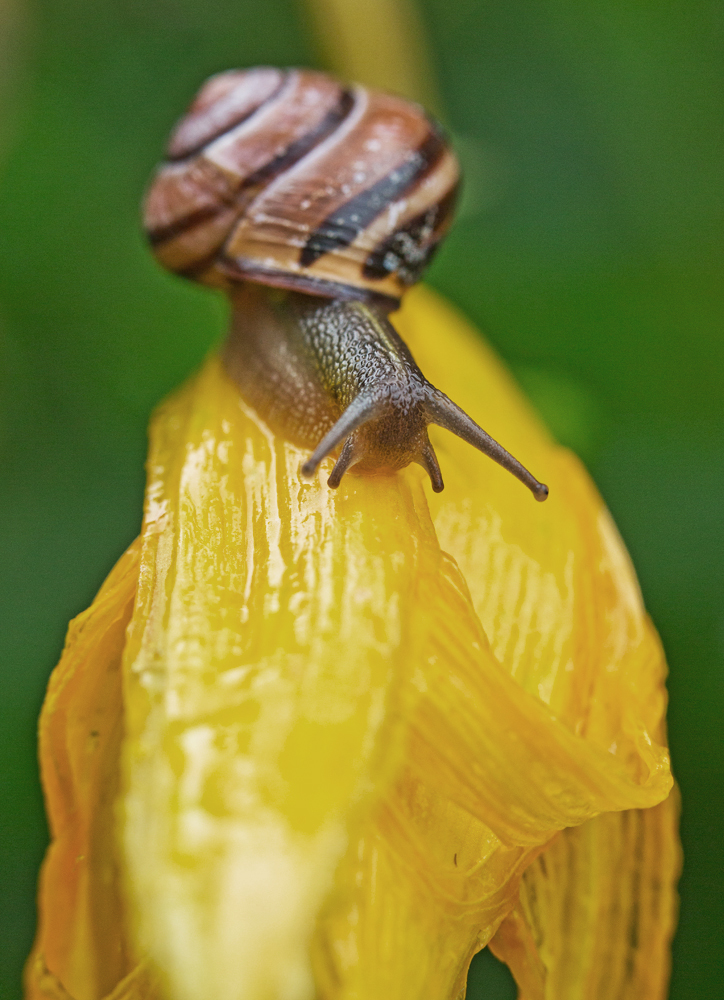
(424, 390, 549, 501)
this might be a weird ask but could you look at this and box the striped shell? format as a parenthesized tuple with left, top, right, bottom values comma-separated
(144, 67, 460, 304)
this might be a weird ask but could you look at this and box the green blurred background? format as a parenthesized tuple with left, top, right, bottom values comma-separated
(1, 1, 722, 997)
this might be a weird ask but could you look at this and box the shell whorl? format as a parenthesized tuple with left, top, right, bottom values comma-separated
(144, 67, 460, 304)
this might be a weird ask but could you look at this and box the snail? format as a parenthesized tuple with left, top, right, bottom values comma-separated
(144, 67, 548, 499)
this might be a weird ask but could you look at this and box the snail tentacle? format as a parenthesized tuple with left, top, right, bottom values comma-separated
(424, 390, 549, 501)
(327, 437, 361, 488)
(416, 439, 445, 493)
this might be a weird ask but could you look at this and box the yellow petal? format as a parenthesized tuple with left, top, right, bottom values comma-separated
(120, 358, 443, 1000)
(117, 286, 671, 998)
(25, 540, 142, 1000)
(304, 0, 442, 112)
(398, 288, 671, 764)
(305, 284, 675, 992)
(489, 788, 682, 999)
(30, 284, 676, 1000)
(27, 955, 160, 1000)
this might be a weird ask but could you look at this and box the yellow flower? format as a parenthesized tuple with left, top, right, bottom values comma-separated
(25, 286, 680, 1000)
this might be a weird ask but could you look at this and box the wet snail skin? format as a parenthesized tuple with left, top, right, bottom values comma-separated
(144, 66, 548, 499)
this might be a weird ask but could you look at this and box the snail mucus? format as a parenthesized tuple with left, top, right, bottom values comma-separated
(144, 67, 548, 499)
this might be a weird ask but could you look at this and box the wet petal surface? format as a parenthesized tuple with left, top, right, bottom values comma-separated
(27, 286, 675, 1000)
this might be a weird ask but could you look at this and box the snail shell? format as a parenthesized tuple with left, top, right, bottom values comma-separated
(144, 67, 548, 500)
(144, 67, 459, 305)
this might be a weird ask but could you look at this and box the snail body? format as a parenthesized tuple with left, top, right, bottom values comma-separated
(145, 67, 548, 499)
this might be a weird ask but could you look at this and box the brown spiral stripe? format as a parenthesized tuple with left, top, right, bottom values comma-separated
(144, 67, 460, 304)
